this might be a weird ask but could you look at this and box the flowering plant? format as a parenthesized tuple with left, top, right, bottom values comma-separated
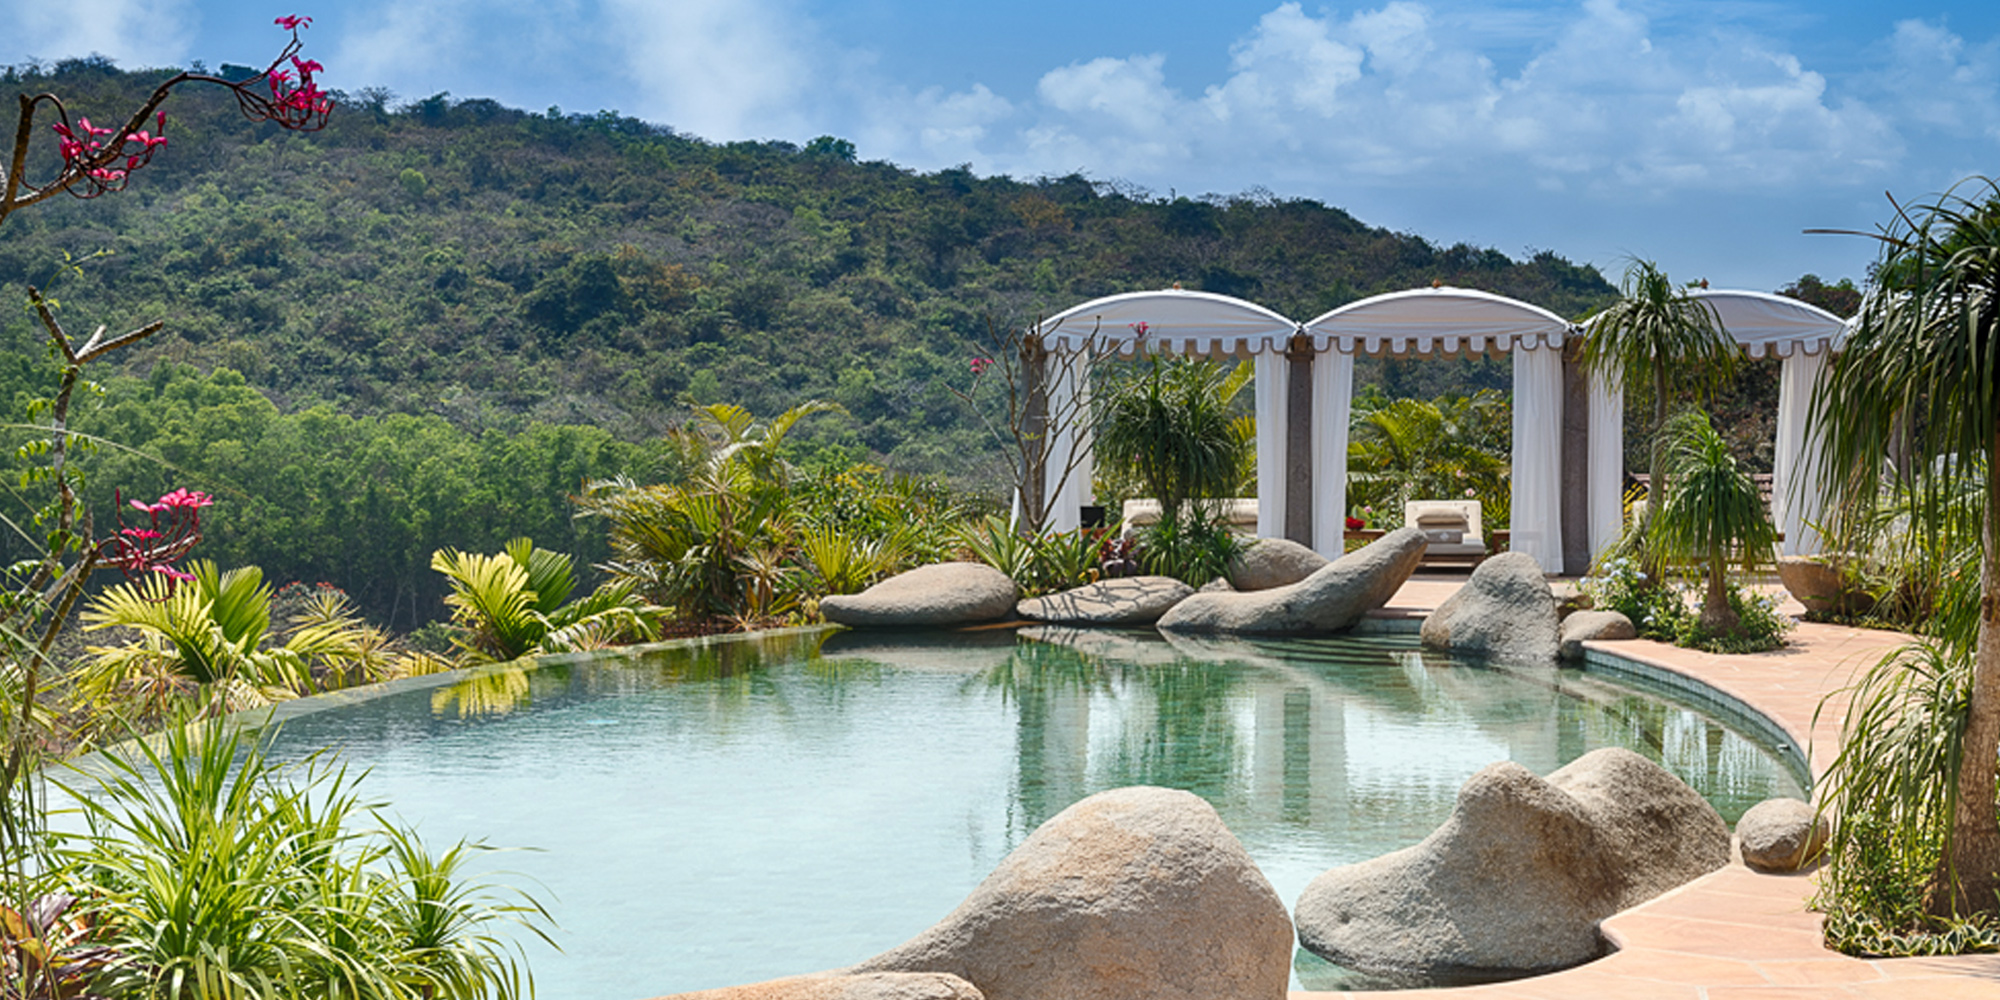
(2, 14, 330, 217)
(101, 488, 213, 583)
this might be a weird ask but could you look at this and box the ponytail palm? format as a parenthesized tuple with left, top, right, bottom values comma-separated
(1578, 260, 1739, 500)
(1650, 411, 1778, 634)
(1814, 177, 2000, 918)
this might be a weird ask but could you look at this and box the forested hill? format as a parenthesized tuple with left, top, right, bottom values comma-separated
(0, 59, 1618, 624)
(3, 59, 1616, 467)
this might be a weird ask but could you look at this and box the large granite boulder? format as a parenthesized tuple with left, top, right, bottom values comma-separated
(821, 564, 1018, 628)
(1558, 610, 1637, 661)
(1156, 528, 1427, 635)
(1736, 797, 1829, 873)
(1546, 747, 1731, 907)
(1776, 555, 1872, 617)
(1016, 576, 1193, 626)
(1294, 748, 1728, 978)
(1226, 538, 1329, 591)
(1420, 552, 1560, 662)
(850, 786, 1293, 1000)
(649, 973, 983, 1000)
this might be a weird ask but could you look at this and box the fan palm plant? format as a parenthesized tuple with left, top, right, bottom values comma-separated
(1648, 411, 1780, 634)
(1811, 176, 2000, 919)
(430, 538, 663, 663)
(75, 562, 374, 724)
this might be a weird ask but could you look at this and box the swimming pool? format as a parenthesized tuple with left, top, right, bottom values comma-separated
(251, 626, 1806, 998)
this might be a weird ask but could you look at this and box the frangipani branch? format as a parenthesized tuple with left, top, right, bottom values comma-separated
(0, 15, 330, 226)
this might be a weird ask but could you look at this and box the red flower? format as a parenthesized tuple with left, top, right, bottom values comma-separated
(275, 15, 312, 31)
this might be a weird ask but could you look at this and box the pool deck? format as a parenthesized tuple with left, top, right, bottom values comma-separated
(1297, 573, 2000, 1000)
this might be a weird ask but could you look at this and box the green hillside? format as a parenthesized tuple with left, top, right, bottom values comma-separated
(1, 58, 1620, 622)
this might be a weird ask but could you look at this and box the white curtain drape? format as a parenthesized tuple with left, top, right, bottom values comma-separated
(1586, 368, 1624, 562)
(1312, 348, 1355, 558)
(1510, 345, 1564, 571)
(1255, 350, 1288, 538)
(1041, 356, 1083, 532)
(1774, 350, 1829, 556)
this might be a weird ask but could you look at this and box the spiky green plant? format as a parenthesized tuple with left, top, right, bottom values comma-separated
(1096, 357, 1252, 537)
(56, 719, 550, 999)
(1577, 259, 1740, 561)
(1812, 176, 2000, 918)
(1649, 411, 1780, 634)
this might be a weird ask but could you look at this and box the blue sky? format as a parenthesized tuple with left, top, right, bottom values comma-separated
(8, 1, 1999, 293)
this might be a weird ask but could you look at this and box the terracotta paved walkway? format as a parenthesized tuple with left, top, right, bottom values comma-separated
(1296, 574, 2000, 999)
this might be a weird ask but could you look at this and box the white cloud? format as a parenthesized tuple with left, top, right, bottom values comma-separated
(3, 0, 194, 68)
(1881, 18, 2000, 139)
(605, 0, 818, 140)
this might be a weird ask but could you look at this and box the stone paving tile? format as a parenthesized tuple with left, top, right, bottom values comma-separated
(1750, 957, 1893, 986)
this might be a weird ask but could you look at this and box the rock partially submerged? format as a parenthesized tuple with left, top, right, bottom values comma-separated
(821, 563, 1018, 628)
(648, 973, 983, 1000)
(1156, 528, 1426, 635)
(1558, 610, 1637, 661)
(1016, 576, 1193, 626)
(1420, 552, 1560, 662)
(1226, 538, 1328, 591)
(1294, 748, 1728, 979)
(851, 786, 1293, 1000)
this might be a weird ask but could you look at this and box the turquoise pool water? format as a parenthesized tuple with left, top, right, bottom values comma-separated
(253, 627, 1806, 998)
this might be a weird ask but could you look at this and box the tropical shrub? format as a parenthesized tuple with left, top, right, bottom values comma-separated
(72, 560, 429, 737)
(431, 538, 663, 663)
(56, 720, 548, 999)
(1346, 386, 1510, 526)
(1095, 356, 1253, 532)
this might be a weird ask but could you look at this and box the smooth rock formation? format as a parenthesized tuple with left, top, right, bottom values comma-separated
(649, 972, 984, 1000)
(1226, 538, 1329, 591)
(1197, 577, 1236, 594)
(1016, 576, 1193, 626)
(1420, 552, 1560, 662)
(1156, 528, 1427, 635)
(1737, 798, 1829, 873)
(851, 786, 1293, 1000)
(1558, 610, 1637, 661)
(1546, 748, 1732, 908)
(821, 563, 1018, 628)
(1294, 748, 1729, 978)
(1776, 555, 1872, 617)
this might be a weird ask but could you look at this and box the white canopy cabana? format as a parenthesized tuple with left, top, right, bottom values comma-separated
(1303, 287, 1580, 571)
(1579, 289, 1845, 557)
(1032, 290, 1299, 532)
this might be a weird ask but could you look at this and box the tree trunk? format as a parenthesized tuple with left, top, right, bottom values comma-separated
(1932, 424, 2000, 916)
(1698, 560, 1739, 635)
